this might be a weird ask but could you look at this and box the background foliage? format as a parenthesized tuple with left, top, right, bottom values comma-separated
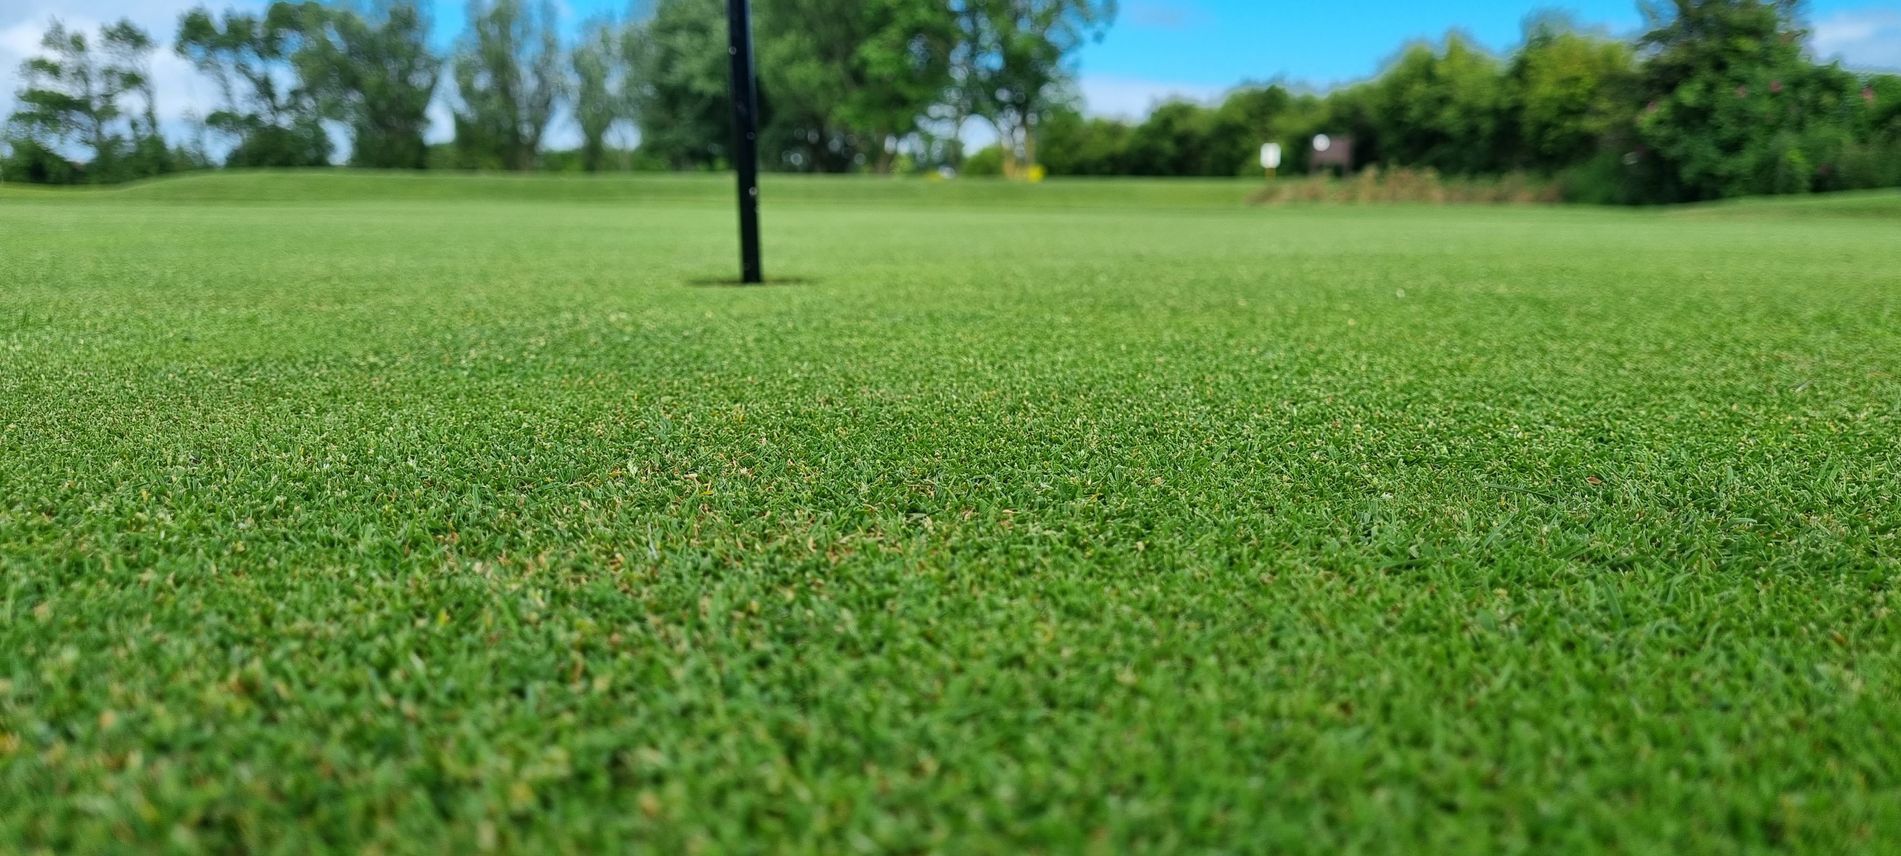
(4, 0, 1900, 202)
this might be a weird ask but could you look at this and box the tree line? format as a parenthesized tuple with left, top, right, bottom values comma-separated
(4, 0, 1899, 203)
(1012, 4, 1901, 202)
(2, 0, 1110, 182)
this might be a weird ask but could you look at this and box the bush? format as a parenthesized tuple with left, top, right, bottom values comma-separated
(2, 138, 82, 184)
(1248, 165, 1562, 205)
(1766, 143, 1813, 195)
(961, 145, 1004, 177)
(1834, 141, 1901, 190)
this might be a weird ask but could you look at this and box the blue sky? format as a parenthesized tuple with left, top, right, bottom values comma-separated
(3, 0, 1898, 145)
(516, 0, 1901, 118)
(1072, 0, 1898, 115)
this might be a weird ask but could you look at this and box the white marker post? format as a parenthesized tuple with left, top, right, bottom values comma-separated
(1261, 142, 1282, 180)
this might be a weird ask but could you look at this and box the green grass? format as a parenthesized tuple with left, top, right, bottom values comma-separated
(2, 172, 1899, 853)
(1, 168, 1263, 209)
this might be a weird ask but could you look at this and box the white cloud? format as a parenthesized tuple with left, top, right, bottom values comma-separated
(1, 19, 47, 120)
(427, 78, 457, 144)
(1, 2, 461, 163)
(544, 102, 581, 150)
(1812, 8, 1901, 71)
(1, 7, 221, 140)
(1077, 74, 1227, 121)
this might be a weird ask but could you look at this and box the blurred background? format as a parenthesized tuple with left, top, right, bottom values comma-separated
(2, 0, 1897, 203)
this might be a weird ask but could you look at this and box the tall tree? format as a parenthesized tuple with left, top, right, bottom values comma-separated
(292, 1, 439, 169)
(452, 0, 566, 170)
(5, 19, 177, 183)
(1036, 105, 1128, 174)
(571, 17, 636, 172)
(630, 0, 734, 170)
(1368, 35, 1511, 175)
(927, 0, 992, 170)
(1508, 20, 1637, 171)
(1635, 0, 1820, 199)
(756, 0, 957, 173)
(122, 23, 178, 180)
(1203, 85, 1295, 175)
(176, 3, 331, 168)
(963, 0, 1115, 177)
(1122, 101, 1214, 176)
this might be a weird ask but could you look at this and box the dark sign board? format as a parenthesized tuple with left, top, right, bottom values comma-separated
(1311, 134, 1353, 172)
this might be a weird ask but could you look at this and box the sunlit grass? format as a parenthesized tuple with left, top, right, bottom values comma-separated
(2, 173, 1898, 852)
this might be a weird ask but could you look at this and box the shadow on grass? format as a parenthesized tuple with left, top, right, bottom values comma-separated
(685, 276, 814, 287)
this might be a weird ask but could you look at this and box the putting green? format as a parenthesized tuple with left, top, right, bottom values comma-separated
(3, 173, 1898, 852)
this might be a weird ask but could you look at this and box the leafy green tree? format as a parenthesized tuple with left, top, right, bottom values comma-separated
(1635, 0, 1823, 199)
(1, 137, 82, 184)
(452, 0, 566, 170)
(1508, 20, 1637, 171)
(1121, 100, 1215, 175)
(630, 0, 735, 170)
(963, 0, 1115, 177)
(960, 141, 1005, 175)
(292, 1, 439, 169)
(1247, 89, 1331, 174)
(571, 17, 638, 172)
(1291, 81, 1380, 173)
(1831, 73, 1901, 190)
(1204, 85, 1294, 175)
(1867, 74, 1901, 138)
(5, 19, 170, 183)
(176, 4, 331, 168)
(1030, 86, 1301, 178)
(757, 0, 957, 173)
(1368, 34, 1511, 175)
(1037, 106, 1128, 174)
(926, 0, 994, 170)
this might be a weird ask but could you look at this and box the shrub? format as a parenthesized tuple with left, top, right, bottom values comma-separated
(1248, 166, 1562, 205)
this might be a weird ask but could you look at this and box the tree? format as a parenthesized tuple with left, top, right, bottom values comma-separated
(571, 17, 637, 172)
(927, 0, 993, 170)
(630, 0, 734, 170)
(1508, 20, 1637, 171)
(1203, 85, 1294, 175)
(1867, 74, 1901, 139)
(292, 1, 439, 169)
(1243, 89, 1331, 174)
(756, 0, 957, 173)
(972, 86, 1297, 179)
(1368, 34, 1511, 175)
(176, 3, 331, 168)
(1037, 106, 1128, 174)
(1122, 100, 1214, 176)
(1831, 73, 1901, 190)
(451, 0, 566, 170)
(964, 0, 1116, 177)
(5, 19, 169, 183)
(1635, 0, 1819, 199)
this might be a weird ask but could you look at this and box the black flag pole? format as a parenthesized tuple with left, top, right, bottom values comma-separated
(725, 0, 763, 284)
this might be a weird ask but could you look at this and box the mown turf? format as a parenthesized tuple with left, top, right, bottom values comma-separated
(0, 168, 1261, 209)
(2, 174, 1899, 853)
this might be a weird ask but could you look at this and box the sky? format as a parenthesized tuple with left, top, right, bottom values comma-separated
(2, 0, 1898, 152)
(1076, 1, 1899, 117)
